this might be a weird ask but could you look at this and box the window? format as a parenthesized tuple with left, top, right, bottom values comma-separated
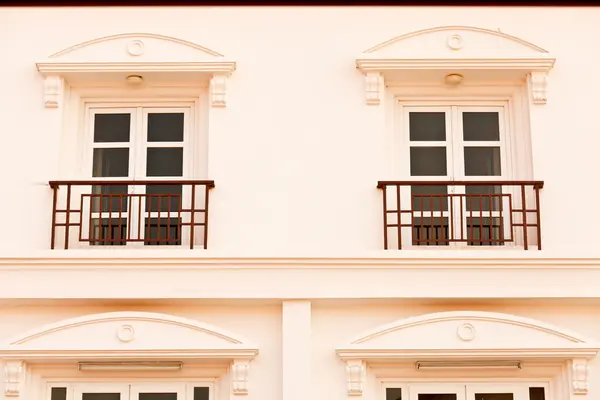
(385, 383, 547, 400)
(83, 104, 193, 247)
(396, 101, 527, 248)
(49, 383, 211, 400)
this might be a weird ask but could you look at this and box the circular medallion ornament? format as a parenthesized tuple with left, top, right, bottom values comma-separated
(457, 322, 476, 341)
(126, 40, 145, 56)
(447, 34, 463, 50)
(117, 324, 135, 342)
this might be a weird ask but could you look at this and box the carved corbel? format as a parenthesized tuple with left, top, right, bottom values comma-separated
(365, 72, 383, 106)
(529, 71, 548, 105)
(346, 359, 366, 396)
(572, 359, 589, 395)
(4, 360, 25, 398)
(210, 74, 229, 107)
(43, 75, 64, 108)
(231, 359, 250, 395)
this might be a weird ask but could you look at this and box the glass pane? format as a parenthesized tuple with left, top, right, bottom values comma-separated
(473, 395, 513, 400)
(412, 185, 449, 211)
(529, 388, 545, 400)
(91, 185, 128, 213)
(90, 218, 127, 246)
(145, 184, 183, 212)
(146, 148, 183, 177)
(467, 217, 504, 246)
(51, 388, 67, 400)
(410, 147, 447, 176)
(418, 395, 457, 400)
(386, 388, 402, 400)
(92, 148, 129, 177)
(465, 185, 502, 212)
(144, 217, 182, 246)
(148, 113, 185, 142)
(464, 147, 501, 176)
(463, 112, 500, 141)
(82, 394, 121, 400)
(409, 112, 446, 141)
(94, 113, 131, 143)
(193, 388, 210, 400)
(139, 394, 178, 400)
(413, 217, 450, 246)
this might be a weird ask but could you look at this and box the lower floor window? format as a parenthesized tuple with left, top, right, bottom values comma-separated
(50, 383, 210, 400)
(386, 383, 546, 400)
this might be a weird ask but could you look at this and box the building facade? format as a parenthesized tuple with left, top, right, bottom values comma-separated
(1, 6, 599, 400)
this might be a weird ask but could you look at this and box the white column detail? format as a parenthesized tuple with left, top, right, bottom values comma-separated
(282, 301, 311, 400)
(571, 358, 589, 395)
(528, 71, 549, 105)
(4, 360, 24, 398)
(231, 359, 250, 396)
(346, 359, 366, 396)
(210, 74, 229, 107)
(365, 72, 383, 105)
(43, 76, 64, 108)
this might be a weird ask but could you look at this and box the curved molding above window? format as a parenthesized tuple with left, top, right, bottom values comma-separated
(356, 26, 556, 105)
(0, 311, 258, 399)
(336, 311, 599, 397)
(36, 33, 236, 108)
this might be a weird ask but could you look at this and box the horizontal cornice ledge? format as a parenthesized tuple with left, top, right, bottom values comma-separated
(356, 57, 555, 71)
(336, 348, 600, 361)
(36, 61, 236, 75)
(0, 348, 258, 360)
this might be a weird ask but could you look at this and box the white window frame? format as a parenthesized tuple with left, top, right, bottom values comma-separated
(381, 381, 551, 400)
(385, 84, 535, 250)
(47, 381, 215, 400)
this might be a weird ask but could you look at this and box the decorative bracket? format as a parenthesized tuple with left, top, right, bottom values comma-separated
(231, 359, 250, 396)
(4, 360, 24, 398)
(345, 359, 366, 396)
(210, 74, 229, 108)
(572, 358, 589, 395)
(529, 71, 549, 105)
(365, 72, 383, 106)
(43, 76, 64, 108)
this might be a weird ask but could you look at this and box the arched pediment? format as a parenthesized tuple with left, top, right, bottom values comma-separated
(0, 311, 258, 358)
(36, 32, 236, 108)
(356, 26, 556, 105)
(336, 311, 600, 360)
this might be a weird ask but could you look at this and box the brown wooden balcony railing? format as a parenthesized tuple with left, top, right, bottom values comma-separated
(49, 180, 215, 250)
(376, 181, 544, 250)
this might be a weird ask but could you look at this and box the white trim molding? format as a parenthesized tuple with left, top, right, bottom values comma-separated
(0, 312, 258, 396)
(336, 311, 599, 397)
(356, 26, 556, 105)
(35, 33, 236, 108)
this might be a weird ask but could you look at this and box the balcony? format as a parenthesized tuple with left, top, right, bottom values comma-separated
(49, 180, 215, 249)
(377, 181, 544, 250)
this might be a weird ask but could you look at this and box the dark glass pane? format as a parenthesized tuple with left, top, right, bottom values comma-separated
(411, 185, 449, 211)
(146, 148, 183, 177)
(91, 185, 128, 213)
(144, 217, 182, 246)
(94, 114, 131, 143)
(467, 217, 504, 246)
(529, 388, 545, 400)
(386, 388, 402, 400)
(145, 184, 183, 212)
(90, 218, 127, 246)
(413, 217, 450, 246)
(464, 147, 501, 176)
(51, 388, 67, 400)
(473, 395, 513, 400)
(92, 148, 129, 177)
(193, 387, 210, 400)
(463, 112, 500, 141)
(410, 147, 447, 176)
(409, 112, 446, 141)
(418, 395, 457, 400)
(139, 394, 177, 400)
(148, 113, 185, 142)
(82, 394, 121, 400)
(465, 185, 502, 212)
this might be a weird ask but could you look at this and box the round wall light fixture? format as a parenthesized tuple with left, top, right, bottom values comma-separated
(445, 73, 464, 85)
(126, 75, 144, 84)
